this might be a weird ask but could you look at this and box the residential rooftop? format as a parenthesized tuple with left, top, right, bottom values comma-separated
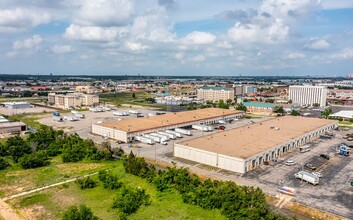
(97, 108, 243, 133)
(177, 116, 335, 159)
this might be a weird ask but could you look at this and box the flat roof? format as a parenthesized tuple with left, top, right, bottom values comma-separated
(97, 108, 243, 133)
(0, 122, 26, 128)
(177, 116, 335, 159)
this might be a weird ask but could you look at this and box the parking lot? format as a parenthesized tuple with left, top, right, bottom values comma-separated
(0, 106, 52, 116)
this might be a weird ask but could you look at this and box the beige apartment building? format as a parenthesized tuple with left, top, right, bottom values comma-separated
(48, 93, 99, 109)
(76, 86, 96, 94)
(197, 87, 234, 102)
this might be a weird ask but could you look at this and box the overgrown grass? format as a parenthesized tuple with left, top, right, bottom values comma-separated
(0, 156, 117, 197)
(8, 161, 226, 220)
(100, 92, 166, 109)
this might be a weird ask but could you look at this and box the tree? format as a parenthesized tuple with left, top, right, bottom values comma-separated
(132, 93, 136, 99)
(265, 99, 275, 103)
(0, 157, 10, 170)
(62, 205, 98, 220)
(288, 99, 292, 104)
(313, 103, 320, 107)
(290, 110, 300, 116)
(235, 103, 247, 112)
(112, 186, 150, 215)
(273, 106, 285, 115)
(321, 108, 333, 119)
(98, 170, 122, 189)
(19, 151, 50, 169)
(226, 99, 232, 105)
(5, 136, 32, 163)
(218, 100, 229, 109)
(145, 97, 156, 103)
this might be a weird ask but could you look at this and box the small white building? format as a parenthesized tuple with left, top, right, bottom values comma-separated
(3, 102, 32, 109)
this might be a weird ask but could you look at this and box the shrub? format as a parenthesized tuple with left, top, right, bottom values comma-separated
(19, 151, 49, 169)
(76, 177, 97, 189)
(98, 170, 122, 190)
(62, 204, 98, 220)
(112, 186, 150, 215)
(0, 157, 10, 170)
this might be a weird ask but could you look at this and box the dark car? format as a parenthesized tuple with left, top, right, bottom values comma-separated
(320, 154, 330, 160)
(305, 163, 316, 170)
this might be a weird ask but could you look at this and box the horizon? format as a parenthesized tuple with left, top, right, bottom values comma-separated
(0, 0, 353, 75)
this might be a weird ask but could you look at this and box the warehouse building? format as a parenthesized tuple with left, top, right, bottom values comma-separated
(3, 102, 32, 109)
(174, 116, 337, 174)
(92, 108, 244, 142)
(0, 122, 27, 134)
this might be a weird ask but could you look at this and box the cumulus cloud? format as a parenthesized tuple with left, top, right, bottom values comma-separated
(304, 38, 331, 50)
(51, 45, 73, 54)
(74, 0, 134, 27)
(125, 41, 149, 52)
(0, 8, 50, 32)
(183, 31, 216, 45)
(330, 48, 353, 60)
(286, 52, 306, 59)
(217, 9, 257, 23)
(13, 35, 43, 50)
(64, 24, 128, 41)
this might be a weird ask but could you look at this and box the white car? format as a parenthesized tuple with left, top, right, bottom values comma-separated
(312, 172, 323, 178)
(285, 160, 296, 166)
(161, 141, 168, 145)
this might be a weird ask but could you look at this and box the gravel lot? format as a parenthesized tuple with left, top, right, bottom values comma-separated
(0, 106, 52, 116)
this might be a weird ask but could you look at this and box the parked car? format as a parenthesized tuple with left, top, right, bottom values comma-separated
(312, 172, 323, 178)
(285, 160, 296, 166)
(305, 163, 316, 170)
(320, 153, 330, 160)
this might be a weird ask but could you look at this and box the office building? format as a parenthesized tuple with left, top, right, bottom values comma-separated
(48, 93, 99, 110)
(289, 85, 327, 107)
(197, 87, 234, 102)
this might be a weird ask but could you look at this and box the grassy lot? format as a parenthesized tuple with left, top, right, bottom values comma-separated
(5, 114, 48, 129)
(0, 156, 117, 198)
(7, 161, 226, 220)
(100, 92, 166, 109)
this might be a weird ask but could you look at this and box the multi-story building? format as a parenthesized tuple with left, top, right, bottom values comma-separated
(197, 87, 234, 102)
(76, 86, 96, 94)
(233, 85, 244, 96)
(243, 85, 257, 94)
(48, 93, 99, 109)
(289, 85, 327, 107)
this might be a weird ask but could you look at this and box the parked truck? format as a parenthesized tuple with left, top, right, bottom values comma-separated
(192, 124, 209, 131)
(319, 135, 331, 139)
(338, 144, 350, 156)
(158, 131, 176, 140)
(175, 128, 192, 136)
(294, 171, 319, 185)
(144, 134, 167, 145)
(150, 133, 169, 141)
(165, 130, 182, 138)
(134, 136, 155, 145)
(73, 113, 85, 119)
(129, 110, 141, 114)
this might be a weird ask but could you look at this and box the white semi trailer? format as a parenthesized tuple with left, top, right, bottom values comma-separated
(113, 111, 129, 116)
(175, 128, 192, 136)
(192, 124, 213, 132)
(165, 130, 182, 138)
(158, 131, 176, 140)
(150, 133, 169, 141)
(294, 171, 319, 185)
(134, 136, 155, 145)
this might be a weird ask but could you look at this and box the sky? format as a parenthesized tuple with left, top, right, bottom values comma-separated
(0, 0, 353, 76)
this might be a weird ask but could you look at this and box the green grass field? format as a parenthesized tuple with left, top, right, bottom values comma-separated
(100, 92, 166, 109)
(5, 160, 226, 220)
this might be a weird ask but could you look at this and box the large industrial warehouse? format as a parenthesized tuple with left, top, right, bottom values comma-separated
(174, 116, 338, 174)
(92, 108, 244, 142)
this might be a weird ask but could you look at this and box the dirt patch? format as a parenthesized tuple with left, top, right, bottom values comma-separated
(21, 205, 45, 220)
(55, 163, 101, 174)
(287, 202, 348, 220)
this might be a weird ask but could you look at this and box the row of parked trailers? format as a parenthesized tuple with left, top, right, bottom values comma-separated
(134, 128, 192, 145)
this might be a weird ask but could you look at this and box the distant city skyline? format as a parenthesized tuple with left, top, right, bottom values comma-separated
(0, 0, 353, 75)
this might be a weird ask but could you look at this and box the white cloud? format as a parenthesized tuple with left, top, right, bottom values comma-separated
(330, 48, 353, 60)
(183, 31, 216, 45)
(192, 55, 206, 62)
(13, 35, 42, 50)
(286, 52, 306, 59)
(304, 38, 330, 50)
(51, 45, 73, 54)
(74, 0, 134, 26)
(0, 8, 51, 32)
(64, 24, 128, 41)
(125, 41, 149, 52)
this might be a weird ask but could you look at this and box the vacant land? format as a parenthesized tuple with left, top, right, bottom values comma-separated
(100, 92, 166, 109)
(5, 161, 226, 220)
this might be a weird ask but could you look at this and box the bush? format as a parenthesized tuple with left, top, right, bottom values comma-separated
(112, 186, 150, 215)
(98, 170, 122, 190)
(76, 177, 97, 189)
(19, 151, 49, 169)
(0, 157, 10, 170)
(62, 204, 98, 220)
(5, 135, 32, 163)
(123, 152, 149, 178)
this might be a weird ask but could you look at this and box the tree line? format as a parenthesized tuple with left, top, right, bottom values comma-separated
(0, 125, 114, 170)
(123, 152, 292, 220)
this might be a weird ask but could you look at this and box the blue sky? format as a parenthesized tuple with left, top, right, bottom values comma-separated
(0, 0, 353, 76)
